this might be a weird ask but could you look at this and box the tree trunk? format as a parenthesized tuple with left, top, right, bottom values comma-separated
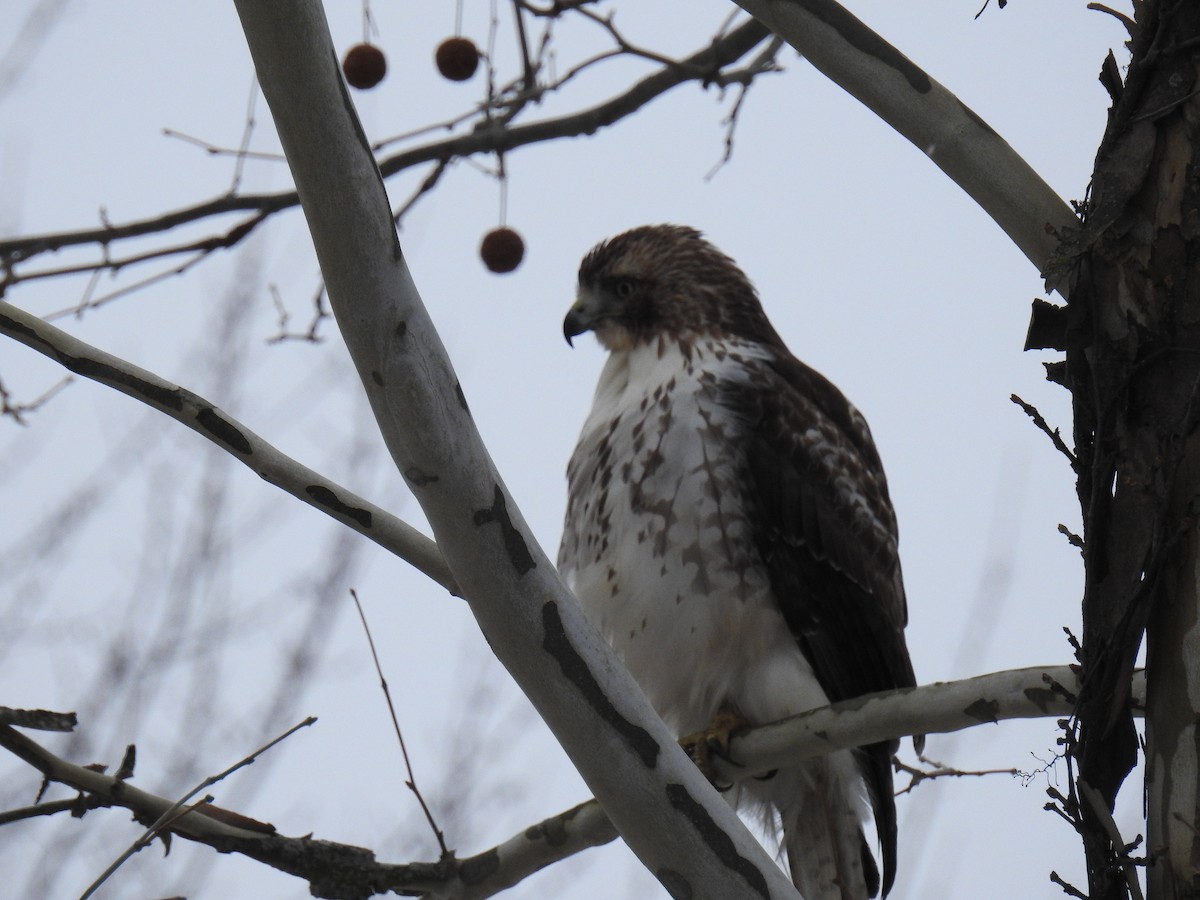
(1064, 3, 1200, 897)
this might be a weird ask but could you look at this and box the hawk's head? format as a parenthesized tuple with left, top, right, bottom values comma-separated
(564, 224, 776, 352)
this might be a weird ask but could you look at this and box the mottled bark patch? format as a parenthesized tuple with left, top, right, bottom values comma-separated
(0, 311, 185, 412)
(963, 697, 1000, 724)
(664, 782, 770, 898)
(404, 467, 439, 487)
(656, 867, 693, 899)
(795, 0, 931, 93)
(197, 407, 251, 455)
(474, 485, 535, 575)
(457, 848, 499, 885)
(306, 485, 372, 528)
(1023, 685, 1059, 714)
(541, 601, 659, 766)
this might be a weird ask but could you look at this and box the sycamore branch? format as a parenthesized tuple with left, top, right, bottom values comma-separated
(0, 298, 457, 595)
(734, 0, 1077, 289)
(0, 18, 770, 293)
(710, 664, 1142, 784)
(0, 667, 1146, 900)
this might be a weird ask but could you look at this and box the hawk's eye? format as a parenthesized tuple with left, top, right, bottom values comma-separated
(614, 278, 636, 299)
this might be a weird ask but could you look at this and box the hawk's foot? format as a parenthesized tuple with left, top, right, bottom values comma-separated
(679, 705, 752, 790)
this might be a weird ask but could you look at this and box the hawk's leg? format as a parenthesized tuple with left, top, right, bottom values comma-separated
(679, 703, 753, 791)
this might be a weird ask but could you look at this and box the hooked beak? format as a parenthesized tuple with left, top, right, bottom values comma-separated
(563, 289, 604, 347)
(563, 309, 585, 347)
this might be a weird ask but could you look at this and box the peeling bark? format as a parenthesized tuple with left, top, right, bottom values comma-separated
(1063, 3, 1200, 897)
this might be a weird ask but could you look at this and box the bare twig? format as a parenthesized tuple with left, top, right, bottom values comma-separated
(1050, 870, 1090, 898)
(54, 251, 207, 319)
(163, 127, 286, 162)
(79, 717, 316, 900)
(893, 754, 1018, 797)
(33, 213, 269, 319)
(1086, 2, 1137, 37)
(705, 35, 784, 179)
(393, 159, 450, 228)
(267, 282, 291, 338)
(705, 83, 750, 180)
(0, 795, 112, 826)
(571, 6, 685, 69)
(0, 375, 73, 425)
(266, 280, 330, 344)
(349, 589, 448, 857)
(230, 78, 261, 193)
(1017, 749, 1064, 788)
(1058, 523, 1085, 553)
(973, 0, 1007, 20)
(510, 0, 536, 92)
(1012, 393, 1079, 469)
(0, 706, 78, 731)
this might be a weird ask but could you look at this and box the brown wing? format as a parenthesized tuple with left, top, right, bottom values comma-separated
(723, 354, 916, 897)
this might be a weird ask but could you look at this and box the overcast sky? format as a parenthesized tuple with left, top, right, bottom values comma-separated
(1, 2, 1131, 897)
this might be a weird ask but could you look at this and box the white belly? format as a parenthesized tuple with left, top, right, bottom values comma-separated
(558, 338, 829, 735)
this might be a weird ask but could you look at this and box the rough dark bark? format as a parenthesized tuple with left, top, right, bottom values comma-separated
(1058, 2, 1200, 896)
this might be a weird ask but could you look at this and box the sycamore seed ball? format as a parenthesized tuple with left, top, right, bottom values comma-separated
(480, 228, 525, 274)
(343, 44, 387, 89)
(436, 37, 480, 82)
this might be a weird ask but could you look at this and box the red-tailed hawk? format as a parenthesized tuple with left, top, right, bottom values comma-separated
(558, 225, 917, 899)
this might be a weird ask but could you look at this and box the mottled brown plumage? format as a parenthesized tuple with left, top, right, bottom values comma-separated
(560, 225, 916, 899)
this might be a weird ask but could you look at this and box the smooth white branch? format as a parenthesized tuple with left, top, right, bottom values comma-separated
(734, 0, 1077, 287)
(0, 299, 457, 594)
(714, 664, 1144, 783)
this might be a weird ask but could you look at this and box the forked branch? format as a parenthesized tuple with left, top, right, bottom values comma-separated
(0, 666, 1146, 900)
